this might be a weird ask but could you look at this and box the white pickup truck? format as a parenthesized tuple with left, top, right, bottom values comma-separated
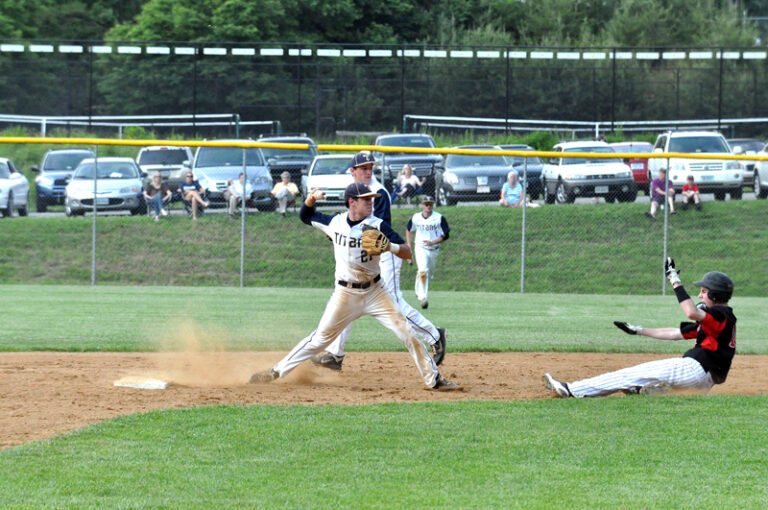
(647, 131, 743, 200)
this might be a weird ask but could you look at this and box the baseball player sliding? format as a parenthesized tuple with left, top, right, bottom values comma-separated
(249, 182, 459, 391)
(311, 152, 447, 370)
(543, 257, 737, 397)
(406, 196, 450, 309)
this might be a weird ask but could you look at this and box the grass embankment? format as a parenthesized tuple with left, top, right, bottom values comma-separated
(2, 285, 765, 354)
(1, 200, 766, 295)
(1, 398, 767, 508)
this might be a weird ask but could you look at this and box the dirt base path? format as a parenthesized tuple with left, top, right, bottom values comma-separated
(2, 351, 767, 449)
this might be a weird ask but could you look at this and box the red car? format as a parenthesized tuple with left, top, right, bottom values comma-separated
(610, 142, 653, 195)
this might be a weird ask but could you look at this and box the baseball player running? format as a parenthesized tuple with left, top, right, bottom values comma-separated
(311, 152, 447, 370)
(543, 257, 736, 397)
(406, 196, 450, 309)
(249, 183, 458, 391)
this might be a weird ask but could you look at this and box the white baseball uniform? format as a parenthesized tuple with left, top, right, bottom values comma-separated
(324, 179, 443, 357)
(407, 210, 449, 302)
(270, 204, 439, 387)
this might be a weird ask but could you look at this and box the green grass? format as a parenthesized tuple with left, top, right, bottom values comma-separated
(1, 285, 765, 354)
(1, 398, 766, 508)
(1, 199, 767, 295)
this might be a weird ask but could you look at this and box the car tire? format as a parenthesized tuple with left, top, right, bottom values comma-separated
(36, 194, 48, 213)
(18, 192, 29, 216)
(619, 189, 638, 203)
(756, 171, 768, 199)
(65, 202, 75, 217)
(555, 182, 574, 204)
(730, 188, 742, 200)
(714, 190, 727, 201)
(1, 192, 13, 217)
(605, 193, 617, 203)
(543, 180, 555, 204)
(438, 186, 456, 206)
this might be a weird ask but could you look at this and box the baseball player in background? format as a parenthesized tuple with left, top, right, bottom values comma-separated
(249, 183, 458, 390)
(543, 257, 737, 397)
(406, 196, 450, 309)
(311, 152, 447, 370)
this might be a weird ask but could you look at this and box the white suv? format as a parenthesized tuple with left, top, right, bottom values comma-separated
(541, 141, 636, 204)
(136, 146, 193, 191)
(648, 131, 743, 200)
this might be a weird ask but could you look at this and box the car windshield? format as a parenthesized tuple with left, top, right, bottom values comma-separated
(0, 162, 9, 179)
(43, 152, 93, 171)
(611, 143, 652, 153)
(562, 146, 621, 164)
(138, 149, 189, 165)
(501, 149, 542, 165)
(668, 136, 730, 153)
(195, 147, 264, 167)
(731, 140, 765, 152)
(74, 162, 139, 179)
(377, 136, 436, 154)
(261, 144, 316, 160)
(312, 159, 350, 176)
(445, 154, 508, 167)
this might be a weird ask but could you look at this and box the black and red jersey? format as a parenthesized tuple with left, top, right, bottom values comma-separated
(680, 305, 737, 384)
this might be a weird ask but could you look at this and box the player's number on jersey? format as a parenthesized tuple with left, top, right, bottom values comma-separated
(361, 250, 371, 263)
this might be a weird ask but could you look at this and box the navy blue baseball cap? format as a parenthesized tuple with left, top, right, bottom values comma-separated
(344, 182, 380, 201)
(349, 151, 375, 169)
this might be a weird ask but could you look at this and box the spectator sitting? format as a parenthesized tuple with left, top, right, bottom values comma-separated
(143, 172, 172, 222)
(225, 172, 255, 219)
(681, 175, 701, 211)
(178, 171, 210, 221)
(395, 164, 424, 205)
(271, 171, 299, 218)
(499, 171, 539, 208)
(646, 168, 676, 219)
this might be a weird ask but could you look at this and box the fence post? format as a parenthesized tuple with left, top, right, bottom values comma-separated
(520, 157, 527, 293)
(662, 156, 670, 296)
(297, 44, 302, 132)
(240, 148, 247, 288)
(505, 47, 510, 135)
(193, 46, 198, 139)
(611, 47, 616, 133)
(91, 146, 99, 286)
(400, 45, 405, 133)
(718, 47, 723, 132)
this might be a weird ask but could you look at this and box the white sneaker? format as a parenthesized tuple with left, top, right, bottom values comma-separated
(153, 215, 159, 222)
(543, 373, 572, 398)
(160, 208, 169, 217)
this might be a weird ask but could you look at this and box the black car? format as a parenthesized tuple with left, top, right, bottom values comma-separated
(496, 144, 544, 200)
(372, 133, 444, 198)
(439, 145, 510, 206)
(258, 136, 317, 186)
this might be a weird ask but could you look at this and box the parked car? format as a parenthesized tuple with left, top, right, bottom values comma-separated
(64, 158, 145, 216)
(136, 145, 193, 191)
(372, 133, 444, 197)
(31, 148, 94, 212)
(301, 154, 355, 203)
(186, 142, 273, 210)
(439, 146, 510, 206)
(541, 141, 636, 204)
(648, 131, 743, 200)
(258, 135, 317, 185)
(728, 138, 764, 188)
(0, 157, 30, 217)
(609, 141, 653, 195)
(496, 144, 544, 199)
(752, 144, 768, 199)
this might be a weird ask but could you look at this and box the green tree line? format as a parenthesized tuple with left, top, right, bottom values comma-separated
(1, 0, 763, 47)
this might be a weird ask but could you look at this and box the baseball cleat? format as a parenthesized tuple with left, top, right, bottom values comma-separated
(542, 373, 572, 398)
(431, 375, 459, 391)
(420, 299, 429, 309)
(639, 382, 672, 395)
(432, 327, 447, 365)
(249, 368, 278, 384)
(310, 352, 344, 371)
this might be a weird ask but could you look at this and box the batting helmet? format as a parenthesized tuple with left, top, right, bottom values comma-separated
(694, 271, 734, 303)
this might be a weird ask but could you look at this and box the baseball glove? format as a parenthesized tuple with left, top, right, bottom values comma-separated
(361, 226, 390, 255)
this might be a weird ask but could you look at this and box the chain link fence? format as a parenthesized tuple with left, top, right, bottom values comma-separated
(1, 140, 765, 297)
(3, 41, 768, 138)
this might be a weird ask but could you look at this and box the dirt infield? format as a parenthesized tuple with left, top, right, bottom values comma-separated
(1, 351, 767, 449)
